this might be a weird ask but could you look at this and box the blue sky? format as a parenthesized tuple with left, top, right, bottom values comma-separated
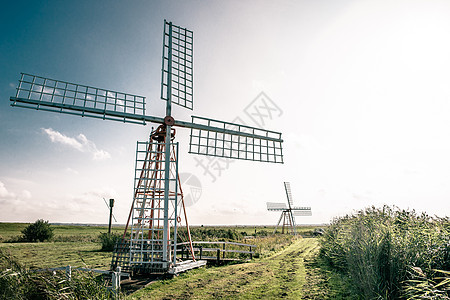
(1, 0, 450, 225)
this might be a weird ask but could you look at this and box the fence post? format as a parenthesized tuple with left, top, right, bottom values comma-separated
(111, 266, 121, 298)
(199, 246, 203, 259)
(216, 249, 220, 264)
(66, 265, 71, 281)
(223, 243, 226, 259)
(250, 246, 252, 259)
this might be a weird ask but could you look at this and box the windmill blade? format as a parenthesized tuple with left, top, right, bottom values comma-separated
(103, 198, 117, 222)
(292, 208, 312, 217)
(161, 20, 193, 110)
(267, 202, 287, 210)
(10, 73, 158, 125)
(187, 116, 284, 163)
(284, 182, 294, 206)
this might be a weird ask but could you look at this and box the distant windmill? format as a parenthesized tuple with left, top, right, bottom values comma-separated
(267, 182, 311, 235)
(10, 20, 284, 274)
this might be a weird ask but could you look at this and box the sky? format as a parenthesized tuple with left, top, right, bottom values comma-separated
(1, 0, 450, 225)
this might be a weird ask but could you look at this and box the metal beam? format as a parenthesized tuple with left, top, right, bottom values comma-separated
(11, 97, 283, 143)
(175, 119, 282, 143)
(10, 97, 163, 125)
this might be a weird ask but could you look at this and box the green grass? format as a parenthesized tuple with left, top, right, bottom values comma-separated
(0, 222, 28, 240)
(0, 222, 125, 270)
(0, 222, 125, 241)
(0, 242, 112, 269)
(130, 238, 324, 299)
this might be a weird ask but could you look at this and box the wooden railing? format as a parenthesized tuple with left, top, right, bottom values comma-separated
(177, 241, 256, 262)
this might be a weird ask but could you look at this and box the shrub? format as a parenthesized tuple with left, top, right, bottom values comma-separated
(21, 219, 54, 242)
(99, 233, 122, 251)
(179, 227, 244, 242)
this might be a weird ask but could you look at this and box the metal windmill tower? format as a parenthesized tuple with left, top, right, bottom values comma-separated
(267, 182, 311, 235)
(9, 20, 284, 274)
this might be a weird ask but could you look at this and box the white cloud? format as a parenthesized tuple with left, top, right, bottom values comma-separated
(0, 183, 119, 223)
(0, 181, 31, 205)
(42, 128, 111, 160)
(0, 181, 16, 199)
(65, 167, 79, 175)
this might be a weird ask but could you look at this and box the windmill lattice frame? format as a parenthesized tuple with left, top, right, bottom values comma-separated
(10, 20, 284, 274)
(267, 182, 311, 235)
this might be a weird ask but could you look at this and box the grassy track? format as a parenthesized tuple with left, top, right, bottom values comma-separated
(129, 238, 321, 299)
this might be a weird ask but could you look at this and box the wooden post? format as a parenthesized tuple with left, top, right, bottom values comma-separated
(111, 267, 120, 299)
(223, 243, 226, 259)
(216, 249, 220, 264)
(108, 199, 114, 235)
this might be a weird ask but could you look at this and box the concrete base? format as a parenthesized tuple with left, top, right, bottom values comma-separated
(168, 260, 207, 274)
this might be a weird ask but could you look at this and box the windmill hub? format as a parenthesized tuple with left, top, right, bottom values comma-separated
(164, 115, 175, 126)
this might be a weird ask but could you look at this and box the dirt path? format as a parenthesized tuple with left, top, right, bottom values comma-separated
(129, 238, 322, 299)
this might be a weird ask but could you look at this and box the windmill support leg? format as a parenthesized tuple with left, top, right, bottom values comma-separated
(274, 212, 284, 234)
(289, 213, 297, 235)
(177, 175, 196, 261)
(162, 126, 172, 268)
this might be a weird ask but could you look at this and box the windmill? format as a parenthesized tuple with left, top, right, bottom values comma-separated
(267, 182, 311, 235)
(9, 20, 284, 274)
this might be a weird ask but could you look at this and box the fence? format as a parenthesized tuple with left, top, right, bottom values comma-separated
(32, 266, 129, 297)
(177, 241, 256, 263)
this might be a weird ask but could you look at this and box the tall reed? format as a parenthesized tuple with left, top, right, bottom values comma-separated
(319, 206, 449, 299)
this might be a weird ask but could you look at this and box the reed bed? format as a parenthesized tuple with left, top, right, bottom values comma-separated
(319, 205, 449, 299)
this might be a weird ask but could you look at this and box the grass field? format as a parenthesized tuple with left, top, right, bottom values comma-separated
(0, 223, 319, 269)
(0, 242, 112, 270)
(0, 222, 338, 298)
(2, 207, 447, 299)
(0, 223, 125, 269)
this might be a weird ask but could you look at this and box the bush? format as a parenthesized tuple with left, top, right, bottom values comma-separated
(178, 227, 244, 242)
(99, 233, 122, 251)
(21, 219, 54, 242)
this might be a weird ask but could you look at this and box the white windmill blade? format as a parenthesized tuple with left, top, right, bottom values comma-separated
(10, 73, 153, 125)
(267, 202, 287, 210)
(161, 20, 193, 110)
(292, 208, 312, 216)
(284, 182, 294, 206)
